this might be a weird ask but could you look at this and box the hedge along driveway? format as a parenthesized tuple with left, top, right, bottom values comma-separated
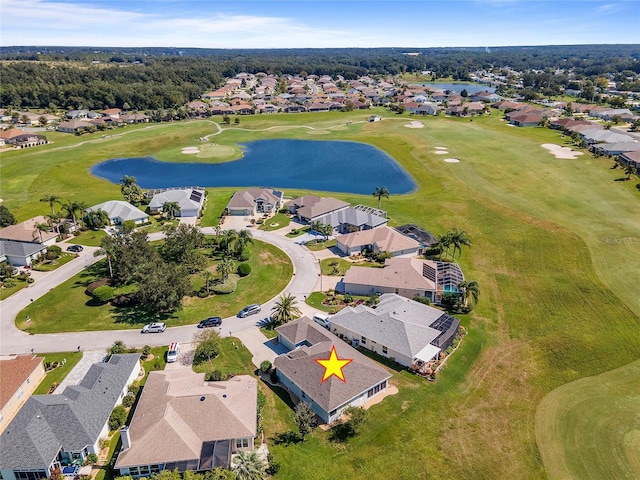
(17, 239, 292, 333)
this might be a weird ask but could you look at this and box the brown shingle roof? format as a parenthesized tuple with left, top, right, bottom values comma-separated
(0, 216, 57, 244)
(294, 197, 349, 220)
(336, 226, 421, 253)
(274, 318, 390, 413)
(0, 355, 44, 407)
(344, 257, 436, 291)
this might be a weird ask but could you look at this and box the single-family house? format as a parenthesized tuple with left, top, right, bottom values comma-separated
(225, 188, 284, 216)
(0, 129, 48, 148)
(87, 201, 148, 225)
(114, 371, 257, 476)
(56, 120, 93, 134)
(330, 294, 460, 368)
(414, 102, 439, 116)
(0, 355, 45, 433)
(618, 151, 640, 170)
(445, 105, 466, 117)
(273, 317, 391, 424)
(101, 108, 122, 118)
(0, 240, 47, 267)
(469, 92, 501, 102)
(342, 257, 464, 304)
(335, 226, 422, 257)
(509, 113, 545, 127)
(579, 129, 634, 145)
(65, 110, 95, 119)
(286, 196, 349, 223)
(0, 354, 141, 480)
(313, 207, 388, 234)
(0, 216, 58, 246)
(592, 142, 640, 156)
(147, 188, 205, 217)
(120, 114, 150, 124)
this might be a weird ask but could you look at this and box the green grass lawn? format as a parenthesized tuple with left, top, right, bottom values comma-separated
(136, 215, 178, 233)
(70, 229, 107, 246)
(0, 277, 30, 300)
(17, 239, 292, 333)
(33, 352, 83, 395)
(3, 109, 640, 479)
(305, 238, 337, 251)
(535, 358, 640, 480)
(319, 257, 379, 275)
(192, 337, 255, 376)
(258, 213, 291, 231)
(285, 225, 310, 238)
(32, 252, 75, 271)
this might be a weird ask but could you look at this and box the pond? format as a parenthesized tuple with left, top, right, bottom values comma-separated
(91, 139, 416, 195)
(420, 82, 495, 94)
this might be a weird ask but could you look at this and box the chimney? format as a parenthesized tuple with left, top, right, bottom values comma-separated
(120, 426, 131, 451)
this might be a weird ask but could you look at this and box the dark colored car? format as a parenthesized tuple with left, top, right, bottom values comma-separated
(198, 316, 222, 328)
(66, 245, 84, 253)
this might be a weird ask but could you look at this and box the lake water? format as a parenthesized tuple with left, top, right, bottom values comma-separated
(420, 82, 495, 94)
(91, 139, 416, 195)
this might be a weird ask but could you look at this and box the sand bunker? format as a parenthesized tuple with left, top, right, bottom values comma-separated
(444, 158, 460, 163)
(405, 121, 424, 129)
(435, 147, 447, 150)
(182, 147, 200, 154)
(434, 151, 449, 155)
(541, 143, 584, 159)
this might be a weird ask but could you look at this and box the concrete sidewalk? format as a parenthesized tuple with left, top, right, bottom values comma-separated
(55, 350, 105, 392)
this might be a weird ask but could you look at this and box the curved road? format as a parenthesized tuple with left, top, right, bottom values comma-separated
(0, 229, 320, 355)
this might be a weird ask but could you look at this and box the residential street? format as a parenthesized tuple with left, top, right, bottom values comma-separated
(0, 228, 323, 356)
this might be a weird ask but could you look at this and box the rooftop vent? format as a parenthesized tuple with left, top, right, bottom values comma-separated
(223, 394, 227, 399)
(200, 396, 206, 401)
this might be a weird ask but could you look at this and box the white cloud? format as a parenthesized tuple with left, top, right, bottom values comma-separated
(595, 2, 624, 14)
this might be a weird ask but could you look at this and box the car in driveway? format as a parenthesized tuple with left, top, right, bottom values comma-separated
(238, 304, 261, 318)
(66, 244, 84, 253)
(167, 342, 180, 363)
(198, 316, 222, 328)
(141, 322, 166, 333)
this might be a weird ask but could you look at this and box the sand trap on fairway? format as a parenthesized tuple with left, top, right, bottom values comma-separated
(405, 121, 424, 129)
(182, 147, 200, 154)
(434, 150, 449, 155)
(444, 158, 460, 163)
(541, 143, 584, 159)
(435, 147, 447, 150)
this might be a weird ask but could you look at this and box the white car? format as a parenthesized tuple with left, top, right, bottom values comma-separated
(141, 322, 166, 333)
(167, 342, 180, 363)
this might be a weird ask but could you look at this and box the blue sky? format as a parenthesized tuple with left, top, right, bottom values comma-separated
(1, 0, 639, 48)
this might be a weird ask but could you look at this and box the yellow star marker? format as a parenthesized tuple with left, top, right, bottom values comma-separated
(315, 345, 353, 383)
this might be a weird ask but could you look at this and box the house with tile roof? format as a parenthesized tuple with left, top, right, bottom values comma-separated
(0, 354, 140, 479)
(335, 226, 422, 257)
(225, 188, 284, 216)
(0, 216, 58, 247)
(114, 371, 256, 476)
(87, 201, 148, 225)
(56, 119, 93, 133)
(342, 257, 464, 304)
(147, 188, 205, 218)
(0, 355, 45, 434)
(330, 294, 460, 369)
(274, 317, 391, 424)
(0, 129, 48, 148)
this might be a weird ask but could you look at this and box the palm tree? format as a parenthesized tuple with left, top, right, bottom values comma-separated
(435, 234, 451, 261)
(624, 164, 636, 180)
(40, 195, 61, 216)
(201, 270, 215, 294)
(34, 222, 51, 243)
(458, 280, 480, 307)
(232, 450, 267, 480)
(270, 293, 302, 327)
(120, 175, 137, 187)
(235, 229, 253, 258)
(372, 186, 390, 209)
(450, 228, 471, 261)
(96, 235, 116, 280)
(62, 200, 88, 228)
(163, 201, 180, 220)
(220, 230, 238, 256)
(216, 257, 236, 283)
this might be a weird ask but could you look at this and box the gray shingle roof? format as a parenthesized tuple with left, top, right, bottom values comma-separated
(148, 189, 205, 212)
(274, 318, 390, 413)
(88, 201, 148, 222)
(0, 354, 140, 470)
(314, 207, 388, 230)
(0, 240, 47, 258)
(331, 294, 451, 359)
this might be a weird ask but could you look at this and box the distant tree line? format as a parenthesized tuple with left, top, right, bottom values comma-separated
(1, 45, 638, 109)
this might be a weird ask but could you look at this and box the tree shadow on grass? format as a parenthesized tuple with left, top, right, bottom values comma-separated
(328, 422, 356, 443)
(112, 304, 172, 326)
(272, 431, 301, 446)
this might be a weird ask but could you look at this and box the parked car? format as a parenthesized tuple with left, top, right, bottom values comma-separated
(66, 244, 84, 253)
(198, 316, 222, 328)
(313, 313, 331, 329)
(167, 342, 180, 363)
(238, 304, 261, 318)
(141, 322, 166, 333)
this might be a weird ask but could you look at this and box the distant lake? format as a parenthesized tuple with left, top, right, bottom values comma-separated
(91, 139, 416, 195)
(420, 82, 495, 94)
